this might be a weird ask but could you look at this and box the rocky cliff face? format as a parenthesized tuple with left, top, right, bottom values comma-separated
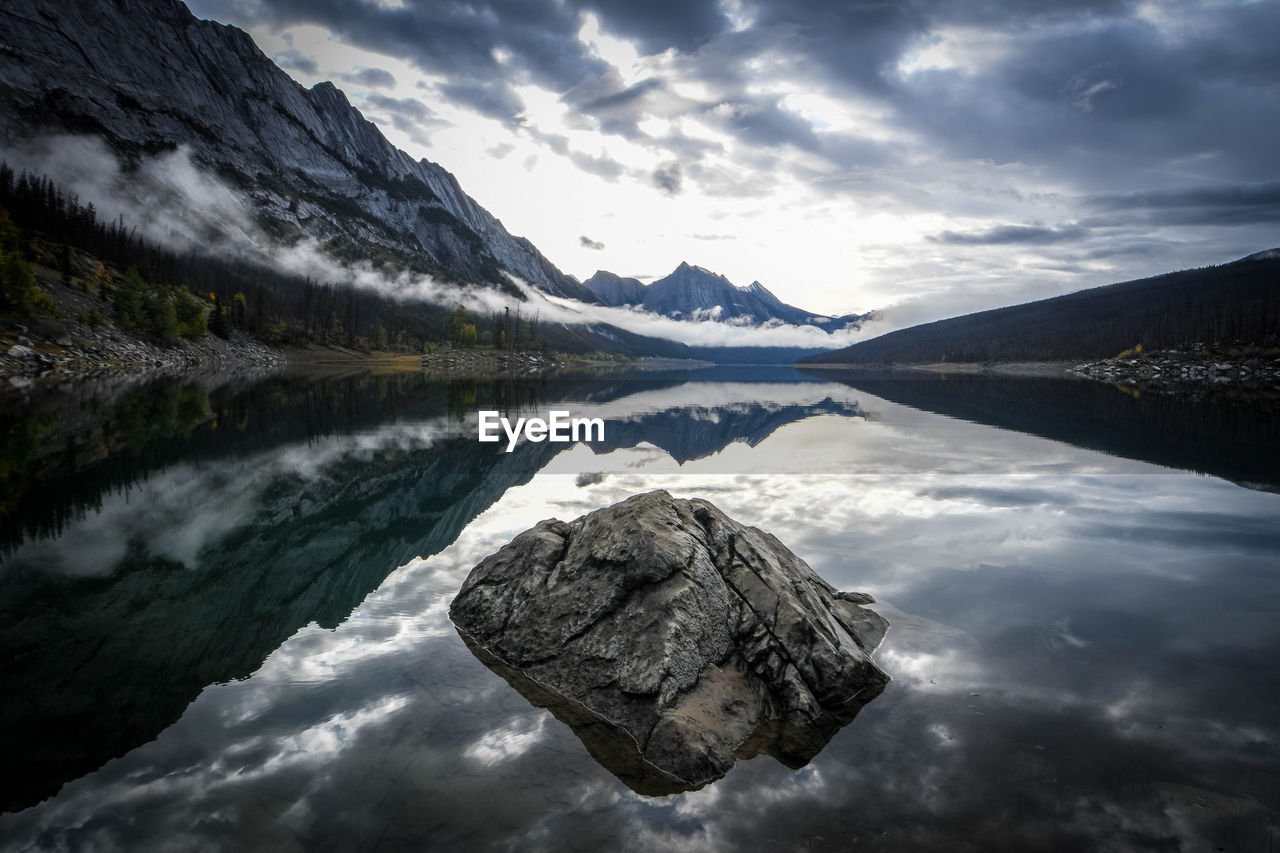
(0, 0, 596, 301)
(450, 490, 889, 794)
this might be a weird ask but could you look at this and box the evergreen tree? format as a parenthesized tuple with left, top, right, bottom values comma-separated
(0, 205, 42, 317)
(324, 311, 343, 345)
(143, 288, 178, 342)
(112, 267, 146, 330)
(58, 243, 72, 286)
(449, 305, 467, 346)
(209, 300, 230, 339)
(0, 249, 37, 316)
(174, 287, 206, 339)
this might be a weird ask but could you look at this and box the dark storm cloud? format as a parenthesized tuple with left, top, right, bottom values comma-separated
(1086, 182, 1280, 226)
(575, 77, 665, 114)
(930, 224, 1089, 246)
(362, 94, 432, 121)
(339, 66, 396, 89)
(273, 47, 317, 75)
(558, 72, 669, 140)
(886, 1, 1280, 185)
(569, 151, 626, 181)
(700, 96, 822, 153)
(438, 81, 526, 124)
(579, 235, 605, 250)
(524, 128, 627, 180)
(651, 162, 682, 196)
(360, 94, 451, 145)
(744, 0, 925, 96)
(196, 0, 612, 122)
(576, 0, 727, 53)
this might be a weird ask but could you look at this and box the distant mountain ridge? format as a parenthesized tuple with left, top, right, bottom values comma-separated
(0, 0, 596, 303)
(583, 262, 867, 332)
(801, 250, 1280, 365)
(579, 270, 647, 306)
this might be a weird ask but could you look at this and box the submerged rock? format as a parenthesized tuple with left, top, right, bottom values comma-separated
(450, 489, 889, 794)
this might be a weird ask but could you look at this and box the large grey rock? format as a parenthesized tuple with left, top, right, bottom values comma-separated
(450, 490, 889, 794)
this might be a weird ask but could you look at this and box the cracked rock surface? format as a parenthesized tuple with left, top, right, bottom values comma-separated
(450, 489, 889, 794)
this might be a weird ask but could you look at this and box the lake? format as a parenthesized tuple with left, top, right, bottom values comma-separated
(1, 366, 1277, 851)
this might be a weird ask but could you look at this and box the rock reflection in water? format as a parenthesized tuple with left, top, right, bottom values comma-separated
(460, 635, 887, 796)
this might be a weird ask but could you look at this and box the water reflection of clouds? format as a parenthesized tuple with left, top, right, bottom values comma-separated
(435, 394, 1279, 847)
(464, 715, 549, 766)
(3, 381, 1278, 851)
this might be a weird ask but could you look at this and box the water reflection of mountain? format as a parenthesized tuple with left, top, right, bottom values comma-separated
(807, 372, 1280, 490)
(0, 370, 849, 813)
(595, 398, 864, 463)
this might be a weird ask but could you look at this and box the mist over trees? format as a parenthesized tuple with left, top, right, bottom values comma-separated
(0, 163, 548, 353)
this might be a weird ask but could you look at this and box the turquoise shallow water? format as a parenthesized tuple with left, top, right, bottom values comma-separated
(1, 367, 1277, 851)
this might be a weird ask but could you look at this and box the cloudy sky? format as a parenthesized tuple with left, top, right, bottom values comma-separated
(187, 0, 1279, 321)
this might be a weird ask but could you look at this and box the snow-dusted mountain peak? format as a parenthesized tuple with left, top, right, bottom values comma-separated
(583, 262, 868, 332)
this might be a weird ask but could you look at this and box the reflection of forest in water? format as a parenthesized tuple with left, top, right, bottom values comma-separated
(0, 372, 558, 554)
(1, 366, 1277, 815)
(803, 370, 1280, 492)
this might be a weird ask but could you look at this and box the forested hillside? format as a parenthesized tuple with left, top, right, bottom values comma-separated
(0, 164, 691, 358)
(802, 253, 1280, 365)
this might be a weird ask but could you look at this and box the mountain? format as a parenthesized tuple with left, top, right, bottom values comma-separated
(585, 262, 866, 332)
(581, 270, 647, 306)
(0, 0, 596, 303)
(802, 251, 1280, 365)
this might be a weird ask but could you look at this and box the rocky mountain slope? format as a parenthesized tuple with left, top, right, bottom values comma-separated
(584, 262, 866, 331)
(0, 0, 596, 302)
(579, 270, 647, 307)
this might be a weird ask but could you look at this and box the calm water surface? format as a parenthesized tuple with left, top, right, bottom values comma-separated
(1, 367, 1277, 851)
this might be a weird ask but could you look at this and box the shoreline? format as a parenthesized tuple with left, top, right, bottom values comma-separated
(796, 351, 1280, 390)
(1068, 348, 1280, 390)
(796, 361, 1075, 377)
(2, 319, 713, 395)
